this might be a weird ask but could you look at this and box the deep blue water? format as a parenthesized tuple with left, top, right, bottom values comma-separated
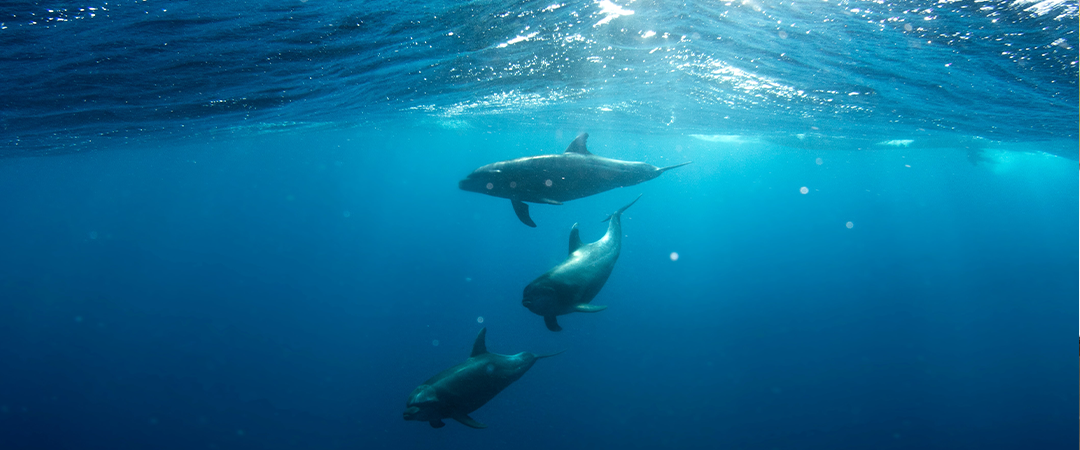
(0, 1, 1077, 449)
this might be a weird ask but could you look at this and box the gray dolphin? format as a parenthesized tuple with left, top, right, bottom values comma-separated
(522, 195, 640, 331)
(403, 328, 561, 429)
(458, 133, 689, 227)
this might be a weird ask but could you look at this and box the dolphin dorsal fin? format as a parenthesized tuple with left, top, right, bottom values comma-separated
(470, 327, 488, 357)
(564, 133, 591, 155)
(568, 223, 584, 255)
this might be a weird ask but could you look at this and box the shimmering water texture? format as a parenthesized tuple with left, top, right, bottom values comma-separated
(0, 0, 1076, 155)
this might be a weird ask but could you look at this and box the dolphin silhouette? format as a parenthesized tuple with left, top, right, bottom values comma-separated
(403, 328, 562, 429)
(459, 133, 689, 227)
(522, 196, 640, 331)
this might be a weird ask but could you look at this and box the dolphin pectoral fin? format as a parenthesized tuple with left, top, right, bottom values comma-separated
(564, 133, 592, 155)
(574, 304, 608, 313)
(544, 316, 562, 332)
(511, 199, 537, 227)
(568, 223, 584, 255)
(658, 161, 693, 173)
(429, 419, 445, 428)
(452, 412, 487, 429)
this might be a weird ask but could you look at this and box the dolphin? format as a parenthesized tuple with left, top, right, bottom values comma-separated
(522, 195, 640, 331)
(403, 328, 562, 429)
(458, 133, 689, 227)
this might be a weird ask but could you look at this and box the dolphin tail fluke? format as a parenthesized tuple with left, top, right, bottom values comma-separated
(544, 316, 562, 332)
(511, 199, 537, 227)
(602, 194, 642, 223)
(536, 349, 566, 359)
(452, 412, 487, 429)
(658, 161, 692, 173)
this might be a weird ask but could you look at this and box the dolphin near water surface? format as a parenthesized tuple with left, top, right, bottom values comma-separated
(459, 133, 689, 227)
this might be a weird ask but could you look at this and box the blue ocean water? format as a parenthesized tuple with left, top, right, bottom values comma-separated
(0, 1, 1077, 449)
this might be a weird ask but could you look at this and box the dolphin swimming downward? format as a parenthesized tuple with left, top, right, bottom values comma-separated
(459, 133, 689, 227)
(403, 328, 562, 429)
(522, 195, 641, 331)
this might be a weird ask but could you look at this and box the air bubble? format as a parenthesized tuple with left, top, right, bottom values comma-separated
(477, 316, 484, 323)
(544, 179, 553, 187)
(799, 186, 809, 194)
(815, 157, 823, 165)
(432, 339, 440, 346)
(485, 183, 494, 190)
(846, 221, 854, 229)
(669, 252, 679, 261)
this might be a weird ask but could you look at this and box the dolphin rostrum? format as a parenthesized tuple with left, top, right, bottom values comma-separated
(458, 133, 689, 227)
(522, 195, 640, 331)
(403, 328, 562, 429)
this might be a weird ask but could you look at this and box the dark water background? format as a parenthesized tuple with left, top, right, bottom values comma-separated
(0, 0, 1077, 449)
